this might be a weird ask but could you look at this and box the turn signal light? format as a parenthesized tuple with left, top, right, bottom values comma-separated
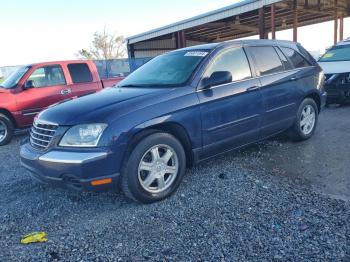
(91, 178, 112, 186)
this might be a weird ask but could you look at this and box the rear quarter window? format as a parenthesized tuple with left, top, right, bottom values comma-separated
(280, 47, 311, 68)
(68, 63, 93, 83)
(275, 47, 293, 70)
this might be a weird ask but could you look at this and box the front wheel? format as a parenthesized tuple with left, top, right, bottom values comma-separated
(289, 98, 318, 141)
(0, 114, 14, 146)
(121, 132, 186, 204)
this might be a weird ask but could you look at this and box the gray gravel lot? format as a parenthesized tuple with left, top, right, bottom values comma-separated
(0, 107, 349, 261)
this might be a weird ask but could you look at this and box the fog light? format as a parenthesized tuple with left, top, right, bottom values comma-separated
(91, 178, 112, 186)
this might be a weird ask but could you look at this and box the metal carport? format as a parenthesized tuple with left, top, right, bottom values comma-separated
(126, 0, 349, 69)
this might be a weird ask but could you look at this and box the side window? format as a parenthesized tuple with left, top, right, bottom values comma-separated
(280, 47, 311, 68)
(275, 47, 293, 70)
(202, 47, 252, 84)
(68, 63, 93, 83)
(248, 46, 284, 76)
(28, 65, 66, 88)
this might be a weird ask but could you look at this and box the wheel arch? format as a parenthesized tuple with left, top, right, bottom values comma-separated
(0, 108, 17, 128)
(125, 121, 194, 168)
(304, 92, 321, 113)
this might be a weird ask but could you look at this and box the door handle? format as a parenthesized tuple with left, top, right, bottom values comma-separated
(60, 89, 72, 95)
(246, 86, 259, 92)
(290, 77, 298, 81)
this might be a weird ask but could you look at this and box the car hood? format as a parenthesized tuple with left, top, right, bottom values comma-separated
(38, 87, 177, 125)
(0, 87, 10, 93)
(318, 61, 350, 74)
(0, 88, 12, 105)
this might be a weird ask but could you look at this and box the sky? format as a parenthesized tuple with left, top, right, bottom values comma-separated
(0, 0, 349, 67)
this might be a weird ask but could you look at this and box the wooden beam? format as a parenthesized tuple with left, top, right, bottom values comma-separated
(232, 24, 258, 32)
(271, 4, 276, 39)
(197, 22, 227, 29)
(188, 22, 259, 39)
(197, 21, 258, 32)
(297, 7, 333, 15)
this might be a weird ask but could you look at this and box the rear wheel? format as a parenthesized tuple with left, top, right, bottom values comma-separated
(0, 113, 14, 146)
(121, 132, 186, 204)
(289, 98, 318, 141)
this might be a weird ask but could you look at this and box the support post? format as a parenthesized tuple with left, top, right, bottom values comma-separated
(339, 13, 344, 41)
(176, 31, 186, 48)
(334, 0, 338, 44)
(293, 0, 298, 42)
(271, 4, 276, 39)
(259, 7, 265, 39)
(127, 43, 136, 72)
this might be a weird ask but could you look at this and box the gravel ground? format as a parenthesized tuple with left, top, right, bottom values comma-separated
(0, 107, 349, 261)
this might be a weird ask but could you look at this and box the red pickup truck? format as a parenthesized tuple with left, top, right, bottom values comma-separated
(0, 60, 123, 145)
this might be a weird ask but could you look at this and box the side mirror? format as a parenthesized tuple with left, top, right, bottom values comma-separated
(23, 80, 35, 90)
(201, 71, 232, 89)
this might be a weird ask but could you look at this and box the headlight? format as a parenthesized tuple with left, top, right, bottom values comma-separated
(59, 123, 107, 147)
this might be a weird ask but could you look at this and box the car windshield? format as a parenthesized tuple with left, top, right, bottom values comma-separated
(0, 66, 31, 89)
(319, 45, 350, 62)
(118, 50, 209, 87)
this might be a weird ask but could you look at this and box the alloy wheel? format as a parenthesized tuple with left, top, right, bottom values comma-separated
(300, 105, 316, 135)
(0, 120, 7, 143)
(138, 144, 179, 194)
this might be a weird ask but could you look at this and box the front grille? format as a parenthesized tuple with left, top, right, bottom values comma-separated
(30, 120, 58, 150)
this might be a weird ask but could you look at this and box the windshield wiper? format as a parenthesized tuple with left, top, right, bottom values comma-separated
(118, 84, 145, 87)
(119, 84, 177, 88)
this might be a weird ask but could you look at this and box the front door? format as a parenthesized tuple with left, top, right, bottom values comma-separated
(197, 47, 263, 159)
(15, 65, 71, 126)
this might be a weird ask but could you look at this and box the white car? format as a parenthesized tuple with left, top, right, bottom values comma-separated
(318, 38, 350, 104)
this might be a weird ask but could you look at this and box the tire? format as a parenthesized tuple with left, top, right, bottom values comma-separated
(289, 98, 318, 141)
(121, 132, 186, 204)
(0, 113, 14, 146)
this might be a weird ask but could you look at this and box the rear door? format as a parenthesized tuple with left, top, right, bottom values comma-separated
(67, 63, 101, 97)
(14, 65, 71, 126)
(197, 47, 263, 158)
(279, 46, 315, 100)
(246, 46, 300, 137)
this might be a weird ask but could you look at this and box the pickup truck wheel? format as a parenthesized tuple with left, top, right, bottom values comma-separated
(121, 132, 186, 204)
(289, 98, 318, 141)
(0, 114, 14, 146)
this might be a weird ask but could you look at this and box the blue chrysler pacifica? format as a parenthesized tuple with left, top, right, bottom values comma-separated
(20, 40, 326, 203)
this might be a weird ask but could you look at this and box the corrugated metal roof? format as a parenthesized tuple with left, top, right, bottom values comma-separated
(127, 0, 283, 44)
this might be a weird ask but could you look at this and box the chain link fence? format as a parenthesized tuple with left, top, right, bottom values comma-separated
(0, 58, 153, 82)
(93, 57, 152, 78)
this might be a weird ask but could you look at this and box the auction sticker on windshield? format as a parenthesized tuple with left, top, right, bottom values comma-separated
(323, 53, 334, 58)
(184, 51, 208, 57)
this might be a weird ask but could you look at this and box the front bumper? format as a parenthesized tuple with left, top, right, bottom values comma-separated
(20, 142, 121, 191)
(325, 85, 350, 104)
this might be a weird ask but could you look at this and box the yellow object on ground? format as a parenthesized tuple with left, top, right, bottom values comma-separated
(20, 232, 48, 244)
